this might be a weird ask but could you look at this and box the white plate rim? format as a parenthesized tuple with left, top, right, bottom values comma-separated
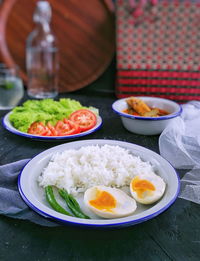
(18, 139, 180, 227)
(2, 111, 102, 140)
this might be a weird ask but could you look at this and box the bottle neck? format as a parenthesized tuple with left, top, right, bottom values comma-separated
(36, 20, 51, 33)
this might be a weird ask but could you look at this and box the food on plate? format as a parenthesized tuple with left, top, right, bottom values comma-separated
(59, 188, 90, 219)
(38, 145, 166, 219)
(9, 98, 98, 133)
(84, 185, 137, 218)
(69, 109, 97, 132)
(124, 97, 169, 117)
(27, 109, 96, 136)
(45, 185, 90, 219)
(45, 186, 73, 216)
(53, 119, 80, 136)
(38, 145, 157, 195)
(27, 121, 52, 136)
(130, 173, 166, 204)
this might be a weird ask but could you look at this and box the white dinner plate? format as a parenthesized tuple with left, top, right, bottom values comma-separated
(2, 112, 102, 141)
(18, 139, 180, 228)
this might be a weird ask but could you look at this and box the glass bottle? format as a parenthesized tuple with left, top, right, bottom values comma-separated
(26, 1, 59, 99)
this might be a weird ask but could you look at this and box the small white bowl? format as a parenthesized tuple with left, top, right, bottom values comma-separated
(112, 96, 182, 135)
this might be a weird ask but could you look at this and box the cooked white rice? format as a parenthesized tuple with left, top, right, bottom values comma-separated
(38, 145, 156, 195)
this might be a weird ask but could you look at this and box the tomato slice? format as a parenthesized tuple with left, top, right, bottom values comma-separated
(69, 109, 97, 132)
(46, 122, 58, 136)
(27, 109, 96, 137)
(55, 119, 80, 136)
(43, 126, 52, 136)
(28, 122, 51, 136)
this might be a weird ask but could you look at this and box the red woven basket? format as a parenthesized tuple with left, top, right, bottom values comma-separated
(116, 0, 200, 103)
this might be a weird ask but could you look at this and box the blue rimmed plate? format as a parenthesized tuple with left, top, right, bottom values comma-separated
(18, 139, 180, 228)
(2, 111, 102, 141)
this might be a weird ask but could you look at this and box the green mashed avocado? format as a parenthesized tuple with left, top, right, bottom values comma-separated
(9, 98, 97, 133)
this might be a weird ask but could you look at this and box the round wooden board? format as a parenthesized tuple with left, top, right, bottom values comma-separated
(0, 0, 115, 92)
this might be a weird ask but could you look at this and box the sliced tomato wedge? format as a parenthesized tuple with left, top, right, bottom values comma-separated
(28, 122, 51, 136)
(55, 119, 80, 136)
(69, 109, 97, 132)
(46, 122, 58, 136)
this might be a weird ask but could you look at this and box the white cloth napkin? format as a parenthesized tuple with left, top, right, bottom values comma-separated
(159, 101, 200, 204)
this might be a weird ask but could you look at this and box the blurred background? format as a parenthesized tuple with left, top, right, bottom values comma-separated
(0, 0, 116, 95)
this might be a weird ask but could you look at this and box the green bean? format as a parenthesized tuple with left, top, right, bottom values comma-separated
(67, 193, 81, 210)
(58, 189, 90, 219)
(45, 186, 73, 216)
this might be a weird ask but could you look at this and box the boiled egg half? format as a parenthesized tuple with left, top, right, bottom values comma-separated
(84, 185, 137, 218)
(130, 174, 166, 204)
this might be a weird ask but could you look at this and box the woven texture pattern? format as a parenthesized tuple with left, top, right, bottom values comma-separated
(116, 0, 200, 102)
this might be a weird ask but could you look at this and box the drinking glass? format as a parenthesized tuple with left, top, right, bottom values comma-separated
(0, 64, 24, 110)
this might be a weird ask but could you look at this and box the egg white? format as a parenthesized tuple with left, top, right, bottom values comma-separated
(130, 174, 166, 204)
(84, 185, 137, 219)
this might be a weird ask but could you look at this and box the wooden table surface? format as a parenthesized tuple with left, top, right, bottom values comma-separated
(0, 66, 199, 261)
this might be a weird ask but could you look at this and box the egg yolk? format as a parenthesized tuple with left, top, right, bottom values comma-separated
(131, 176, 155, 198)
(89, 190, 116, 212)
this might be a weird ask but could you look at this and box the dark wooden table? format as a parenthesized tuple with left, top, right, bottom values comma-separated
(0, 68, 199, 261)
